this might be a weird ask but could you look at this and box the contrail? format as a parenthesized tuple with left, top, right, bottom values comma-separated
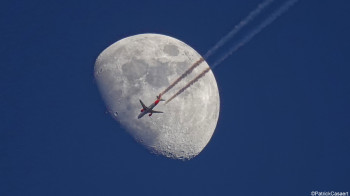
(212, 0, 299, 69)
(160, 0, 274, 97)
(204, 0, 274, 59)
(166, 0, 299, 104)
(165, 67, 211, 104)
(160, 57, 204, 96)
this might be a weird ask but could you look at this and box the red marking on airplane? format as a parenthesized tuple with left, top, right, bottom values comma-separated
(137, 94, 165, 119)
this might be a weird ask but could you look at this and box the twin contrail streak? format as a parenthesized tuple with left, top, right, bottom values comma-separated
(160, 58, 204, 96)
(160, 0, 274, 97)
(165, 0, 299, 104)
(212, 0, 299, 69)
(204, 0, 274, 59)
(165, 67, 211, 104)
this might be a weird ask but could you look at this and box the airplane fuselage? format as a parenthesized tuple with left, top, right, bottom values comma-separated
(137, 99, 161, 119)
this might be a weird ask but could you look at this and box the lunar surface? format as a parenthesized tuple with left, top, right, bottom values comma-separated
(94, 34, 220, 160)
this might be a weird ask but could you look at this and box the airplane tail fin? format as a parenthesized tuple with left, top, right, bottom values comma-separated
(157, 94, 165, 101)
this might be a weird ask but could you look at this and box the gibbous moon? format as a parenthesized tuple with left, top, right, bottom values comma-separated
(94, 34, 220, 160)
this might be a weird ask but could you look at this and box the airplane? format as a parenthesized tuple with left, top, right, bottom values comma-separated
(138, 94, 165, 119)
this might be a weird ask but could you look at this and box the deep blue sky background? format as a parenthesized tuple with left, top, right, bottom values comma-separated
(1, 0, 350, 195)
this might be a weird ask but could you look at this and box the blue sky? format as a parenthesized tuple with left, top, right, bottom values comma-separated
(1, 0, 350, 195)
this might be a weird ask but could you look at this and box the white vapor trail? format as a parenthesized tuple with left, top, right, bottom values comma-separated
(204, 0, 274, 59)
(211, 0, 299, 69)
(165, 0, 300, 104)
(160, 0, 274, 97)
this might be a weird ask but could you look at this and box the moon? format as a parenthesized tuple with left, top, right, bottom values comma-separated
(94, 34, 220, 160)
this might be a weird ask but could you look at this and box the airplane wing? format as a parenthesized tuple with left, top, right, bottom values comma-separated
(150, 110, 163, 114)
(139, 100, 148, 110)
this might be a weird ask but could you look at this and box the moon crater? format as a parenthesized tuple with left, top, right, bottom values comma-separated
(95, 34, 220, 160)
(164, 44, 180, 56)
